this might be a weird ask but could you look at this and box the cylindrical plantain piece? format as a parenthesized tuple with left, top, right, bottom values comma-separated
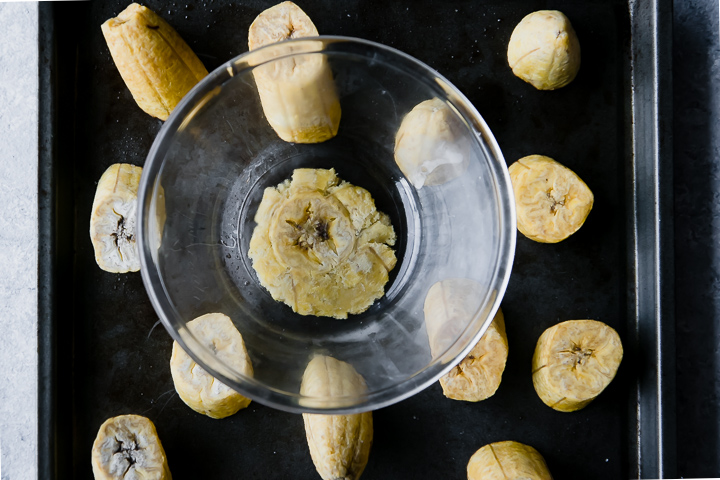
(508, 155, 593, 243)
(507, 10, 580, 90)
(248, 1, 341, 143)
(170, 313, 253, 419)
(467, 440, 553, 480)
(90, 163, 143, 273)
(101, 3, 208, 120)
(394, 98, 470, 189)
(301, 356, 373, 480)
(424, 278, 509, 401)
(91, 414, 171, 480)
(532, 319, 623, 412)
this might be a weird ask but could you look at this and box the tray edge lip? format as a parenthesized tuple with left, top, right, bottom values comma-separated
(37, 3, 57, 478)
(629, 0, 676, 477)
(38, 3, 79, 478)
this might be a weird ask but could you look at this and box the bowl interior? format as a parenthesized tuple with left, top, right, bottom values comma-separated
(139, 37, 515, 413)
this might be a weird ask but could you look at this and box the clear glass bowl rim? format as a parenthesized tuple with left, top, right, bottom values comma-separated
(137, 35, 517, 414)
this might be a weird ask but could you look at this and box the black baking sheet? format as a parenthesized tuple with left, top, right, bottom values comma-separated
(38, 0, 674, 478)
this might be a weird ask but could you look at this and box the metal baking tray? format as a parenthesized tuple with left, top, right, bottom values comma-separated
(38, 0, 675, 478)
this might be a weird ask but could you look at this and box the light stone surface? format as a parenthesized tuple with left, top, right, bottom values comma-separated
(0, 3, 38, 480)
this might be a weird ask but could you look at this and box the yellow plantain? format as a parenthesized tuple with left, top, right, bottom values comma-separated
(248, 168, 396, 319)
(102, 3, 208, 120)
(301, 356, 373, 480)
(467, 441, 553, 480)
(170, 313, 253, 419)
(91, 414, 171, 480)
(532, 319, 623, 412)
(90, 163, 142, 273)
(248, 1, 341, 143)
(424, 278, 508, 401)
(394, 98, 469, 188)
(507, 10, 580, 90)
(440, 310, 508, 402)
(508, 155, 593, 243)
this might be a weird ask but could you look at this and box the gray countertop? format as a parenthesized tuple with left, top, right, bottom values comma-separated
(0, 3, 38, 480)
(0, 1, 718, 479)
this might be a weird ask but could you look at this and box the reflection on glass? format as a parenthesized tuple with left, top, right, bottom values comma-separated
(394, 98, 469, 189)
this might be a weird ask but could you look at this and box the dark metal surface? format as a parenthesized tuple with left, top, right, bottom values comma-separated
(38, 0, 674, 478)
(673, 0, 720, 477)
(38, 4, 79, 478)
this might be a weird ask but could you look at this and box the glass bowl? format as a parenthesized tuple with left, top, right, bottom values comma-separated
(138, 36, 515, 414)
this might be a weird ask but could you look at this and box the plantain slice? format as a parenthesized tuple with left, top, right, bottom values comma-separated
(248, 1, 341, 143)
(394, 98, 469, 189)
(101, 3, 208, 120)
(532, 319, 623, 412)
(467, 440, 553, 480)
(170, 313, 253, 419)
(91, 414, 171, 480)
(90, 163, 142, 273)
(440, 308, 508, 402)
(248, 168, 396, 319)
(508, 155, 593, 243)
(424, 278, 508, 401)
(300, 356, 373, 480)
(507, 10, 581, 90)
